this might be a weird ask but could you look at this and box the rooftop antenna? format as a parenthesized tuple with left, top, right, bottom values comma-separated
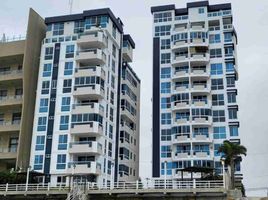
(69, 0, 74, 14)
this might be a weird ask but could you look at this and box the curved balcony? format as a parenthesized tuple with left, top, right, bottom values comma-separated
(172, 134, 191, 144)
(189, 38, 208, 47)
(192, 151, 211, 159)
(172, 102, 190, 111)
(69, 141, 102, 155)
(76, 49, 106, 66)
(175, 118, 190, 125)
(189, 53, 209, 65)
(192, 116, 212, 126)
(172, 71, 189, 81)
(192, 134, 212, 144)
(172, 55, 189, 67)
(72, 103, 104, 116)
(77, 31, 107, 49)
(74, 66, 105, 79)
(191, 100, 211, 108)
(171, 40, 188, 51)
(67, 161, 101, 175)
(190, 25, 205, 31)
(173, 151, 191, 160)
(73, 84, 105, 100)
(191, 85, 210, 94)
(190, 69, 210, 80)
(70, 122, 103, 137)
(173, 86, 190, 94)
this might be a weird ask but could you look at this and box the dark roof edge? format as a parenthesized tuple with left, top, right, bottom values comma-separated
(45, 8, 123, 33)
(187, 1, 209, 8)
(123, 34, 135, 49)
(151, 4, 175, 13)
(124, 62, 141, 83)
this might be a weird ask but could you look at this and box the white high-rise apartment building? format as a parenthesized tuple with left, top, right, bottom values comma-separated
(151, 1, 240, 180)
(29, 9, 140, 186)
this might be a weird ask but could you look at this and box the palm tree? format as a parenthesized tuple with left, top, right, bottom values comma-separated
(217, 140, 247, 189)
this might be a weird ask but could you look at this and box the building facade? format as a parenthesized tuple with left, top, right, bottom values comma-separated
(0, 9, 46, 172)
(29, 9, 140, 186)
(151, 1, 240, 179)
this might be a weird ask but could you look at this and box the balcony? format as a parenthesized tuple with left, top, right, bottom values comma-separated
(191, 69, 209, 79)
(173, 86, 189, 94)
(72, 103, 104, 116)
(0, 95, 23, 107)
(172, 55, 188, 67)
(123, 46, 133, 63)
(121, 107, 136, 122)
(193, 151, 211, 158)
(120, 122, 135, 134)
(77, 32, 107, 49)
(172, 40, 188, 50)
(192, 100, 210, 108)
(0, 121, 21, 132)
(173, 151, 191, 159)
(172, 134, 190, 144)
(189, 53, 209, 64)
(223, 24, 233, 31)
(190, 25, 205, 31)
(0, 70, 23, 82)
(172, 70, 189, 80)
(192, 117, 212, 126)
(190, 39, 208, 47)
(192, 134, 212, 143)
(191, 85, 210, 94)
(74, 66, 105, 79)
(69, 141, 102, 155)
(172, 102, 190, 111)
(76, 49, 106, 65)
(73, 85, 105, 99)
(0, 147, 17, 159)
(175, 118, 189, 125)
(67, 161, 101, 175)
(70, 122, 103, 136)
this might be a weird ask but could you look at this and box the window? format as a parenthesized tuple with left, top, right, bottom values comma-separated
(60, 115, 69, 130)
(172, 33, 188, 42)
(227, 77, 235, 87)
(199, 8, 205, 14)
(191, 109, 210, 120)
(74, 20, 84, 33)
(161, 145, 171, 158)
(41, 81, 50, 94)
(193, 127, 209, 137)
(176, 111, 190, 120)
(15, 88, 23, 96)
(65, 45, 74, 58)
(154, 12, 172, 23)
(61, 97, 71, 111)
(85, 15, 109, 29)
(58, 135, 68, 150)
(110, 108, 114, 122)
(161, 82, 171, 93)
(224, 32, 232, 42)
(214, 144, 224, 157)
(228, 92, 236, 103)
(225, 47, 234, 57)
(47, 24, 52, 31)
(34, 155, 43, 170)
(161, 113, 171, 125)
(9, 137, 18, 152)
(44, 47, 53, 60)
(161, 129, 172, 141)
(228, 108, 238, 119)
(64, 62, 73, 75)
(63, 79, 72, 93)
(37, 117, 47, 131)
(161, 67, 171, 79)
(43, 64, 52, 77)
(226, 62, 234, 73)
(211, 63, 223, 75)
(39, 98, 49, 112)
(35, 136, 45, 151)
(209, 34, 221, 43)
(211, 79, 224, 90)
(213, 110, 225, 122)
(230, 126, 239, 137)
(161, 97, 171, 109)
(112, 44, 116, 58)
(212, 94, 224, 106)
(53, 23, 64, 36)
(155, 25, 171, 37)
(112, 24, 116, 39)
(161, 53, 171, 64)
(161, 162, 174, 175)
(161, 39, 171, 49)
(56, 154, 66, 169)
(213, 127, 226, 139)
(210, 48, 222, 58)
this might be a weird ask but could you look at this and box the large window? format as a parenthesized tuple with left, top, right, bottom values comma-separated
(53, 23, 64, 36)
(44, 47, 53, 60)
(43, 63, 52, 77)
(228, 92, 236, 103)
(214, 144, 224, 157)
(211, 79, 224, 90)
(213, 127, 226, 139)
(64, 62, 73, 75)
(192, 109, 211, 120)
(211, 63, 223, 75)
(161, 53, 171, 64)
(193, 127, 209, 137)
(41, 81, 50, 94)
(39, 98, 49, 113)
(227, 77, 235, 87)
(161, 129, 172, 141)
(56, 154, 66, 169)
(209, 34, 221, 43)
(161, 162, 175, 175)
(230, 126, 239, 137)
(37, 117, 47, 131)
(58, 135, 68, 150)
(60, 116, 69, 130)
(212, 110, 225, 122)
(85, 16, 109, 29)
(161, 113, 171, 125)
(155, 25, 171, 37)
(161, 39, 171, 49)
(210, 48, 222, 58)
(161, 82, 171, 93)
(225, 47, 234, 57)
(63, 79, 72, 93)
(226, 62, 235, 72)
(161, 97, 171, 109)
(61, 97, 71, 112)
(74, 20, 85, 33)
(161, 67, 171, 79)
(224, 32, 232, 42)
(65, 45, 74, 58)
(212, 94, 224, 106)
(161, 145, 171, 158)
(34, 155, 43, 170)
(228, 108, 238, 119)
(35, 136, 45, 151)
(154, 12, 172, 23)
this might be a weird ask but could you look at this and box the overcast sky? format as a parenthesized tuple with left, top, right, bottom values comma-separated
(1, 0, 268, 197)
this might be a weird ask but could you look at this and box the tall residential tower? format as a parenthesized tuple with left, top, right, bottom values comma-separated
(151, 1, 240, 179)
(29, 9, 140, 186)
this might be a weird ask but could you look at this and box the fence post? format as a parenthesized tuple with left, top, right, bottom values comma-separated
(5, 183, 8, 192)
(47, 183, 50, 192)
(193, 179, 196, 189)
(136, 180, 139, 190)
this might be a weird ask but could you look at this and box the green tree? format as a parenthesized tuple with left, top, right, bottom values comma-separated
(217, 140, 247, 189)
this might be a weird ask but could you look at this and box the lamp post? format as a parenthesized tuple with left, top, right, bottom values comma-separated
(221, 158, 226, 189)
